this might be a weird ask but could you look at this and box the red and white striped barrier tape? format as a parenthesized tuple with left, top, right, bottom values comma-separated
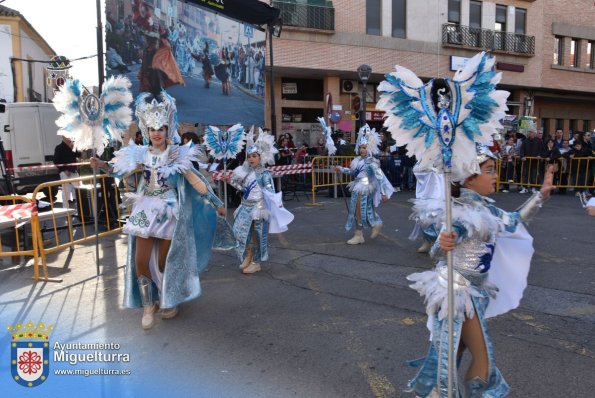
(212, 163, 312, 181)
(8, 162, 89, 172)
(0, 202, 38, 223)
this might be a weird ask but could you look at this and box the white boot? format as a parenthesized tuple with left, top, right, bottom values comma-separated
(240, 246, 253, 270)
(417, 240, 432, 253)
(370, 223, 382, 239)
(138, 275, 157, 330)
(242, 262, 261, 274)
(160, 306, 179, 320)
(347, 230, 365, 245)
(142, 304, 158, 329)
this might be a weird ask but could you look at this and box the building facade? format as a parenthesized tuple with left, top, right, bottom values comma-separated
(0, 5, 55, 103)
(267, 0, 595, 143)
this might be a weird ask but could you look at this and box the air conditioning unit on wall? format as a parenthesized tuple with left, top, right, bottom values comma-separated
(341, 79, 359, 94)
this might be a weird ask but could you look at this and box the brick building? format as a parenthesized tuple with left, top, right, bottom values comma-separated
(0, 4, 55, 103)
(267, 0, 595, 143)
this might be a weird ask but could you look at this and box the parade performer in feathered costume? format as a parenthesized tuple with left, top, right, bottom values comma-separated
(90, 90, 235, 330)
(378, 51, 555, 397)
(225, 127, 293, 274)
(335, 124, 394, 244)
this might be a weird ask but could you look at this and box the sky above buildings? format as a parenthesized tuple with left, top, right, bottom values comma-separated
(4, 0, 100, 87)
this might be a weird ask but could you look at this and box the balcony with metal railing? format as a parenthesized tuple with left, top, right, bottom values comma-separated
(272, 1, 335, 31)
(442, 23, 535, 56)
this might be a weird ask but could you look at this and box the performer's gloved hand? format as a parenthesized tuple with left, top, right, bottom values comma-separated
(183, 171, 208, 194)
(439, 231, 457, 252)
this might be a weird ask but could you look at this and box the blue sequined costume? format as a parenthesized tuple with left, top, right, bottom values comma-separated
(338, 156, 389, 231)
(229, 164, 275, 263)
(406, 188, 546, 397)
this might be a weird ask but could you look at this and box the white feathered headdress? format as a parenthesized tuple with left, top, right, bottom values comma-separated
(377, 51, 509, 181)
(245, 126, 278, 166)
(355, 124, 381, 156)
(53, 76, 133, 155)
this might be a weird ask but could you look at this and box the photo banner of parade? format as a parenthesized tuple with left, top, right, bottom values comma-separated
(105, 0, 267, 128)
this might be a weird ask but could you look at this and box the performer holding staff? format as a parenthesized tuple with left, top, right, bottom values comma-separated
(91, 91, 235, 330)
(378, 52, 553, 397)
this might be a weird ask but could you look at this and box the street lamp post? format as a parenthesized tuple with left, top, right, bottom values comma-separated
(357, 64, 372, 126)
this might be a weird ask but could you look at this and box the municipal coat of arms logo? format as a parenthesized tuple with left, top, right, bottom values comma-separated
(8, 321, 53, 387)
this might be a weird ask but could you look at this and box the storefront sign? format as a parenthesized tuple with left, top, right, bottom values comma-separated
(282, 83, 297, 95)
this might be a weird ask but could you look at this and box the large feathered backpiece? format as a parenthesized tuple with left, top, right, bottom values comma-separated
(377, 51, 509, 181)
(53, 76, 133, 155)
(317, 117, 337, 156)
(204, 123, 245, 161)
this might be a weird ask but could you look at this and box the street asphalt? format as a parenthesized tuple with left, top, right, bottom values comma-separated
(0, 189, 593, 397)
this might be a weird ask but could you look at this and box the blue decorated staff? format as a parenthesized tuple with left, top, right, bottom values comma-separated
(378, 52, 509, 398)
(204, 124, 246, 212)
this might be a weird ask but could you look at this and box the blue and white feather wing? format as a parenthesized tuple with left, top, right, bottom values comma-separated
(317, 117, 336, 155)
(225, 123, 246, 159)
(204, 126, 225, 160)
(101, 76, 133, 144)
(377, 65, 441, 171)
(53, 79, 84, 140)
(449, 52, 509, 178)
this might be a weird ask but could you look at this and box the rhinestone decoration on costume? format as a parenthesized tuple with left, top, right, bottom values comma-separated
(143, 150, 170, 194)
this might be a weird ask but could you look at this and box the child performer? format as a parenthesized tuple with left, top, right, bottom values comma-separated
(406, 145, 555, 397)
(91, 91, 235, 330)
(335, 124, 394, 244)
(227, 128, 293, 274)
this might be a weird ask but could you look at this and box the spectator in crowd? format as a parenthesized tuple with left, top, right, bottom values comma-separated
(316, 137, 328, 156)
(541, 138, 562, 189)
(53, 136, 80, 207)
(554, 129, 564, 149)
(566, 139, 592, 199)
(569, 131, 581, 145)
(134, 130, 144, 145)
(276, 137, 294, 166)
(582, 131, 593, 152)
(520, 129, 545, 193)
(296, 143, 309, 164)
(500, 136, 518, 192)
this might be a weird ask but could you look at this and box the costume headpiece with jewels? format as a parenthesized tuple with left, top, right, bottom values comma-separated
(135, 90, 180, 145)
(245, 126, 278, 166)
(355, 124, 381, 156)
(53, 76, 133, 155)
(377, 51, 509, 181)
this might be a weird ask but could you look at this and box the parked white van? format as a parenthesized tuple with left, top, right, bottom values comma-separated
(0, 102, 62, 196)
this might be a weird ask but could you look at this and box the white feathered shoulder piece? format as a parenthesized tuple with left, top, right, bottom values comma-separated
(53, 76, 133, 156)
(377, 51, 509, 181)
(317, 117, 337, 155)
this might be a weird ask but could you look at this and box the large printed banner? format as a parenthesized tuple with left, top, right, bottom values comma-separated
(105, 0, 267, 127)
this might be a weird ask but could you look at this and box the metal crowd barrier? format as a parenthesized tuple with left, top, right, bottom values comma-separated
(496, 156, 594, 190)
(308, 156, 355, 206)
(0, 196, 41, 274)
(27, 173, 135, 281)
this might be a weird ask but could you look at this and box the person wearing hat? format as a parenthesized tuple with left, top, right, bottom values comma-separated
(406, 145, 555, 397)
(226, 128, 293, 274)
(91, 91, 233, 330)
(335, 124, 393, 245)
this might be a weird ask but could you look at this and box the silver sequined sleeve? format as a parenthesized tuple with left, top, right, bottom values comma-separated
(516, 191, 547, 222)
